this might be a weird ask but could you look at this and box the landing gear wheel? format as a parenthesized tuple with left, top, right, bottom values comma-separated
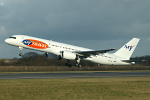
(78, 65, 81, 68)
(65, 63, 68, 66)
(68, 64, 72, 68)
(65, 60, 72, 68)
(18, 47, 23, 56)
(65, 63, 72, 68)
(19, 53, 22, 56)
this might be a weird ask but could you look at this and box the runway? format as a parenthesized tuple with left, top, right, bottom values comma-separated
(0, 71, 150, 79)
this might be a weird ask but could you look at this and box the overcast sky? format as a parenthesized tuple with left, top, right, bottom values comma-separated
(0, 0, 150, 58)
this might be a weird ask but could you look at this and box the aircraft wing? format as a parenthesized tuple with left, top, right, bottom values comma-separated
(74, 48, 116, 58)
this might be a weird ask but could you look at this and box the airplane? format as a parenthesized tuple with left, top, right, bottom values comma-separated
(5, 35, 140, 67)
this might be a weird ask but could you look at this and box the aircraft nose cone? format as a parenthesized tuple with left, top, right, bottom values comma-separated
(5, 38, 10, 44)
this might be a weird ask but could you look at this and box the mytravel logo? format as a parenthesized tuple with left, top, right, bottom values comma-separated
(22, 39, 49, 49)
(124, 45, 134, 51)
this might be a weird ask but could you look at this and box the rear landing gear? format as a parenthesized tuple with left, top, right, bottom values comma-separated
(18, 47, 23, 56)
(75, 64, 82, 68)
(76, 56, 81, 68)
(65, 57, 82, 68)
(78, 64, 82, 68)
(65, 60, 72, 68)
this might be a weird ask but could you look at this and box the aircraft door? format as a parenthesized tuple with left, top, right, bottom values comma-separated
(48, 40, 52, 48)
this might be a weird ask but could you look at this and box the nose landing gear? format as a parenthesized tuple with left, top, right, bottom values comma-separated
(19, 47, 23, 56)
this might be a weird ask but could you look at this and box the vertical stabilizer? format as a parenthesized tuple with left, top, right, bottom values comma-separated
(114, 38, 140, 60)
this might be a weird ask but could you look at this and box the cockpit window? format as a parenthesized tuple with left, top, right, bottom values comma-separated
(9, 37, 16, 39)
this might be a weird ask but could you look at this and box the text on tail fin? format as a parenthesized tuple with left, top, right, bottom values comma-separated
(114, 38, 140, 60)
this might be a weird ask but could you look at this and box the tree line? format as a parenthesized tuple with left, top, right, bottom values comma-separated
(0, 52, 150, 66)
(0, 52, 97, 66)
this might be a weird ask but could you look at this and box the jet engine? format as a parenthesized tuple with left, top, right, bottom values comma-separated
(45, 51, 77, 60)
(59, 51, 77, 60)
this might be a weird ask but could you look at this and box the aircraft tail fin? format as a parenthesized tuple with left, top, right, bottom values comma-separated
(114, 38, 140, 60)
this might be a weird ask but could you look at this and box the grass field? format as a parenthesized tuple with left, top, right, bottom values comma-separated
(0, 77, 150, 100)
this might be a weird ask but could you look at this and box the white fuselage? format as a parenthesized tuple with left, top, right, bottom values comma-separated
(5, 35, 132, 65)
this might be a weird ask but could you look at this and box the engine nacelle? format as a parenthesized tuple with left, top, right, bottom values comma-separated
(45, 51, 77, 60)
(130, 62, 135, 64)
(61, 51, 77, 60)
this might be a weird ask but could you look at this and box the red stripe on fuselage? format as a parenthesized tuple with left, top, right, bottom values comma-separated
(25, 39, 49, 49)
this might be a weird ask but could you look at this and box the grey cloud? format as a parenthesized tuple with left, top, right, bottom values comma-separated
(0, 0, 150, 58)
